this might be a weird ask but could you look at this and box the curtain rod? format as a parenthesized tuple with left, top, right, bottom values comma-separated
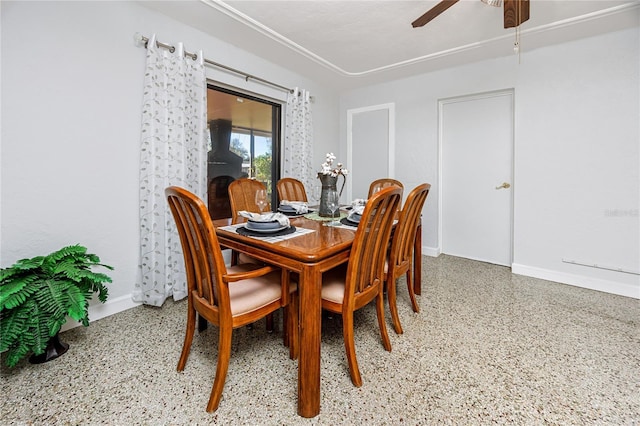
(136, 33, 294, 94)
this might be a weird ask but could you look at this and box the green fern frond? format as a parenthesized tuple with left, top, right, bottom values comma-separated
(28, 302, 50, 356)
(6, 256, 46, 272)
(5, 339, 30, 368)
(0, 307, 30, 352)
(46, 245, 87, 263)
(0, 275, 41, 309)
(65, 286, 89, 323)
(34, 279, 72, 319)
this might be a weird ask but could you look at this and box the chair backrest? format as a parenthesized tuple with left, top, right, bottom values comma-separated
(344, 186, 402, 306)
(368, 178, 404, 199)
(208, 175, 235, 220)
(166, 186, 231, 321)
(277, 178, 308, 203)
(388, 183, 431, 274)
(228, 178, 270, 224)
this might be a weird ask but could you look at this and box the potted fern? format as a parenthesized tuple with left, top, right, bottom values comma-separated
(0, 244, 113, 367)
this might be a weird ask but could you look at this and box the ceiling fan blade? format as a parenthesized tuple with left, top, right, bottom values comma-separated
(412, 0, 460, 28)
(503, 0, 530, 28)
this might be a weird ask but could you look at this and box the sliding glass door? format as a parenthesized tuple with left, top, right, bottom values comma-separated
(206, 85, 281, 219)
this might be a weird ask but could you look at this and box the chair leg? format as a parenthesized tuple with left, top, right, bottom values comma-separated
(376, 292, 392, 352)
(197, 313, 208, 332)
(266, 313, 274, 333)
(177, 302, 196, 371)
(406, 270, 420, 313)
(387, 277, 404, 335)
(342, 311, 362, 387)
(206, 324, 233, 412)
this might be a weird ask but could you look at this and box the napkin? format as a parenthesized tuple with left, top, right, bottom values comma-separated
(351, 198, 366, 207)
(350, 205, 365, 215)
(280, 200, 309, 214)
(348, 204, 364, 222)
(238, 211, 290, 227)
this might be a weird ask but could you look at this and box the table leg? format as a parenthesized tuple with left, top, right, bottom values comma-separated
(297, 265, 321, 417)
(414, 223, 422, 295)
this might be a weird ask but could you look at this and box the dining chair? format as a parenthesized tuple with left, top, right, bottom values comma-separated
(385, 183, 431, 334)
(165, 186, 297, 412)
(368, 178, 404, 199)
(207, 175, 234, 220)
(226, 177, 270, 287)
(321, 185, 402, 387)
(276, 177, 308, 203)
(228, 178, 271, 224)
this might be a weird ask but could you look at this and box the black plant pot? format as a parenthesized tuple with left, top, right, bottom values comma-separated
(29, 333, 69, 364)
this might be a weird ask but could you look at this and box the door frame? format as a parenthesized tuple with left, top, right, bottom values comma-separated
(346, 103, 395, 202)
(437, 89, 515, 265)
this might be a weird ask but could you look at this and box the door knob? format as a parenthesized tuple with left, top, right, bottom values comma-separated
(495, 182, 511, 190)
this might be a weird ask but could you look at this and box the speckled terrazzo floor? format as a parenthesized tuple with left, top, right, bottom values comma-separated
(2, 255, 639, 425)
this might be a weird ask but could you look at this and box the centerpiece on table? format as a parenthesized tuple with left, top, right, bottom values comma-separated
(317, 153, 348, 217)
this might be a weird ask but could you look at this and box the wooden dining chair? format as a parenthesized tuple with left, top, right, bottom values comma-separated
(207, 175, 234, 220)
(321, 186, 402, 387)
(368, 178, 404, 199)
(226, 177, 271, 301)
(385, 183, 431, 334)
(276, 177, 308, 203)
(228, 178, 271, 224)
(165, 186, 297, 412)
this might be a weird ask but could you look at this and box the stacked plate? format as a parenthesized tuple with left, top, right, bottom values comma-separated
(346, 211, 362, 225)
(278, 204, 310, 216)
(245, 219, 288, 233)
(278, 205, 297, 214)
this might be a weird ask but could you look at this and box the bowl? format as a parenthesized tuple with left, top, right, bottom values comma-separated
(348, 212, 362, 223)
(246, 220, 282, 230)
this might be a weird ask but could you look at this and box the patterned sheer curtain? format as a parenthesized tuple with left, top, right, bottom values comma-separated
(133, 34, 208, 307)
(283, 88, 315, 200)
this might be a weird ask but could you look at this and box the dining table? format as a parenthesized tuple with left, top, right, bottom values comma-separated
(213, 213, 422, 418)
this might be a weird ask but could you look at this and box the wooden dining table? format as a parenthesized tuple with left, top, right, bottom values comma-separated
(213, 214, 422, 418)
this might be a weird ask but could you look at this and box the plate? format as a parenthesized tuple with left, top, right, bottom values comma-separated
(246, 220, 282, 230)
(340, 217, 359, 227)
(238, 225, 295, 236)
(347, 213, 362, 223)
(278, 207, 313, 216)
(244, 222, 288, 233)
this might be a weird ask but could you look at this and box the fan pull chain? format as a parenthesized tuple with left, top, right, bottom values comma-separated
(514, 25, 521, 63)
(513, 0, 522, 63)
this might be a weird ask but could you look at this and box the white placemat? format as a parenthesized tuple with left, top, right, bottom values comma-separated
(219, 224, 316, 243)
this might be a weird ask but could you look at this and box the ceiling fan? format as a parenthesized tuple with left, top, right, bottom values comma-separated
(412, 0, 530, 29)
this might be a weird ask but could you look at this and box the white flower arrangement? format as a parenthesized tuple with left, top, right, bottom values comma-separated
(318, 152, 348, 177)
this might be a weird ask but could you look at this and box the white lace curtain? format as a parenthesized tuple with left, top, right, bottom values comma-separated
(133, 34, 208, 307)
(283, 88, 315, 200)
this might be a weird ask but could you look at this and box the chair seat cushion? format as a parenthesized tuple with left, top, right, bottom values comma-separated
(238, 253, 260, 264)
(227, 264, 283, 316)
(321, 264, 348, 304)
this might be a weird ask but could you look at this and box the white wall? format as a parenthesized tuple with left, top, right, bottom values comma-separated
(340, 27, 639, 299)
(1, 1, 339, 323)
(2, 1, 637, 333)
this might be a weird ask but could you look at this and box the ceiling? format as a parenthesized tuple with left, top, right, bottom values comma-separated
(141, 0, 639, 90)
(207, 88, 274, 131)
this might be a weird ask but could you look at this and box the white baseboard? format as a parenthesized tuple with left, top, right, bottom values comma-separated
(422, 245, 440, 257)
(61, 294, 141, 332)
(512, 263, 640, 299)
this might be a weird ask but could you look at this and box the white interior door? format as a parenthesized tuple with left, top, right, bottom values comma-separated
(347, 104, 395, 202)
(440, 90, 513, 266)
